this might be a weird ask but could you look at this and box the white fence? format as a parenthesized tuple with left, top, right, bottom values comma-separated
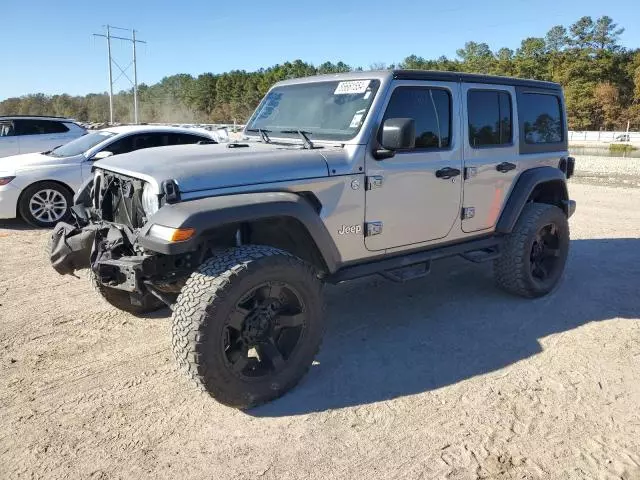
(568, 130, 640, 143)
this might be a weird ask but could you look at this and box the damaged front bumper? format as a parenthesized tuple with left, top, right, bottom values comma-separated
(49, 222, 100, 275)
(49, 220, 197, 295)
(49, 220, 142, 291)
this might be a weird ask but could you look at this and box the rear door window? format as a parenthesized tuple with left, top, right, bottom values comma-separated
(15, 120, 40, 136)
(467, 90, 512, 147)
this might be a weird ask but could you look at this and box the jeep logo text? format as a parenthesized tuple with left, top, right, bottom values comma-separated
(338, 224, 362, 235)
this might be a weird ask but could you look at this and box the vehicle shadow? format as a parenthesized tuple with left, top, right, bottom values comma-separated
(0, 219, 39, 231)
(250, 238, 640, 417)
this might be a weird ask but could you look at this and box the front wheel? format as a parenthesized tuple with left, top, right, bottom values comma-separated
(494, 203, 570, 298)
(19, 181, 73, 228)
(171, 245, 325, 409)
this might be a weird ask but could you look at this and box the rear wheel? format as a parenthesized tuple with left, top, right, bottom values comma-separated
(19, 181, 73, 228)
(171, 245, 325, 409)
(494, 203, 569, 298)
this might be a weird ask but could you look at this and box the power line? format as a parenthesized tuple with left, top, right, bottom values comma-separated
(93, 25, 146, 124)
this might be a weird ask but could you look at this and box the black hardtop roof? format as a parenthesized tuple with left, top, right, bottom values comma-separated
(0, 115, 72, 119)
(392, 70, 561, 90)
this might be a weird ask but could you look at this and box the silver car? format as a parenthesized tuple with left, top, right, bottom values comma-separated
(0, 116, 86, 158)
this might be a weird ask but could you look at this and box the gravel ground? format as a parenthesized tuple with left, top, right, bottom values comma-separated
(572, 153, 640, 188)
(1, 181, 639, 480)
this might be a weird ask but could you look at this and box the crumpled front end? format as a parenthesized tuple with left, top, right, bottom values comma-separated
(48, 170, 148, 278)
(47, 170, 195, 307)
(49, 219, 141, 285)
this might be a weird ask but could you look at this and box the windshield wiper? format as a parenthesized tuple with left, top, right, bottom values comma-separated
(246, 128, 272, 144)
(280, 130, 314, 149)
(43, 145, 63, 156)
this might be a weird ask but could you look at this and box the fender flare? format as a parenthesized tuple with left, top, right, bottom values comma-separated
(496, 167, 569, 234)
(137, 191, 341, 273)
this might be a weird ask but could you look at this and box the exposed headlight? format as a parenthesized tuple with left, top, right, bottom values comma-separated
(142, 183, 159, 216)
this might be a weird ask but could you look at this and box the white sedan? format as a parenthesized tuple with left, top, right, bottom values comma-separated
(0, 125, 220, 227)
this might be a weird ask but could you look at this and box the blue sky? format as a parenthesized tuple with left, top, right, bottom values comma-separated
(1, 0, 639, 100)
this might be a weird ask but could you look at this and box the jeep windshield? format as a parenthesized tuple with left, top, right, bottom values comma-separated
(246, 79, 380, 142)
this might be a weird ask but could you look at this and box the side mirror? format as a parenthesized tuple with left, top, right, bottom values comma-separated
(91, 150, 113, 161)
(374, 118, 415, 160)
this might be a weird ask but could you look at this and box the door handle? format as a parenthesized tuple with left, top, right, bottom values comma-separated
(496, 162, 516, 173)
(435, 167, 461, 179)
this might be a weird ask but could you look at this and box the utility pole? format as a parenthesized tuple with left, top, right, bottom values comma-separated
(93, 25, 146, 125)
(132, 29, 139, 124)
(106, 25, 114, 125)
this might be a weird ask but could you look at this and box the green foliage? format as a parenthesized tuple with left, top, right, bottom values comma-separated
(545, 26, 569, 53)
(0, 16, 638, 130)
(455, 41, 494, 73)
(514, 37, 549, 80)
(610, 143, 637, 153)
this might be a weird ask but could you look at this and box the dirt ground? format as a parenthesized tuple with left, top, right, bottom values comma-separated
(1, 181, 639, 480)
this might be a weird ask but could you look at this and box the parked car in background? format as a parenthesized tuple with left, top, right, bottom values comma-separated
(0, 125, 218, 227)
(0, 116, 87, 158)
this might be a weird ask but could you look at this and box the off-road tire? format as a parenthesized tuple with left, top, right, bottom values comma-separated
(494, 202, 569, 298)
(171, 245, 325, 409)
(18, 181, 73, 228)
(89, 270, 165, 315)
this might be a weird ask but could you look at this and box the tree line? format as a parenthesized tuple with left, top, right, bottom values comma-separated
(1, 15, 639, 131)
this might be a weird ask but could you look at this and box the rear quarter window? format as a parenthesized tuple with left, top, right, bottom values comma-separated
(516, 89, 567, 154)
(43, 121, 70, 134)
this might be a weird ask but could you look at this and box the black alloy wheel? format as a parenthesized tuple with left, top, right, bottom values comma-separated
(494, 203, 570, 298)
(529, 222, 562, 284)
(171, 245, 325, 409)
(223, 281, 307, 380)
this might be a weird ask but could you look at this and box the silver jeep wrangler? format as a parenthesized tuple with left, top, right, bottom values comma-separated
(50, 70, 576, 409)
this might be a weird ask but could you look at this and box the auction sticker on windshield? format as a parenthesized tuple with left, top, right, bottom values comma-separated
(334, 80, 370, 95)
(349, 113, 364, 128)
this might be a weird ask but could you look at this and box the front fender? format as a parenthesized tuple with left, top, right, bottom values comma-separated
(137, 191, 341, 273)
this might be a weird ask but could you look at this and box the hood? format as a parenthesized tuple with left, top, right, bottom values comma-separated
(94, 142, 331, 192)
(0, 151, 82, 175)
